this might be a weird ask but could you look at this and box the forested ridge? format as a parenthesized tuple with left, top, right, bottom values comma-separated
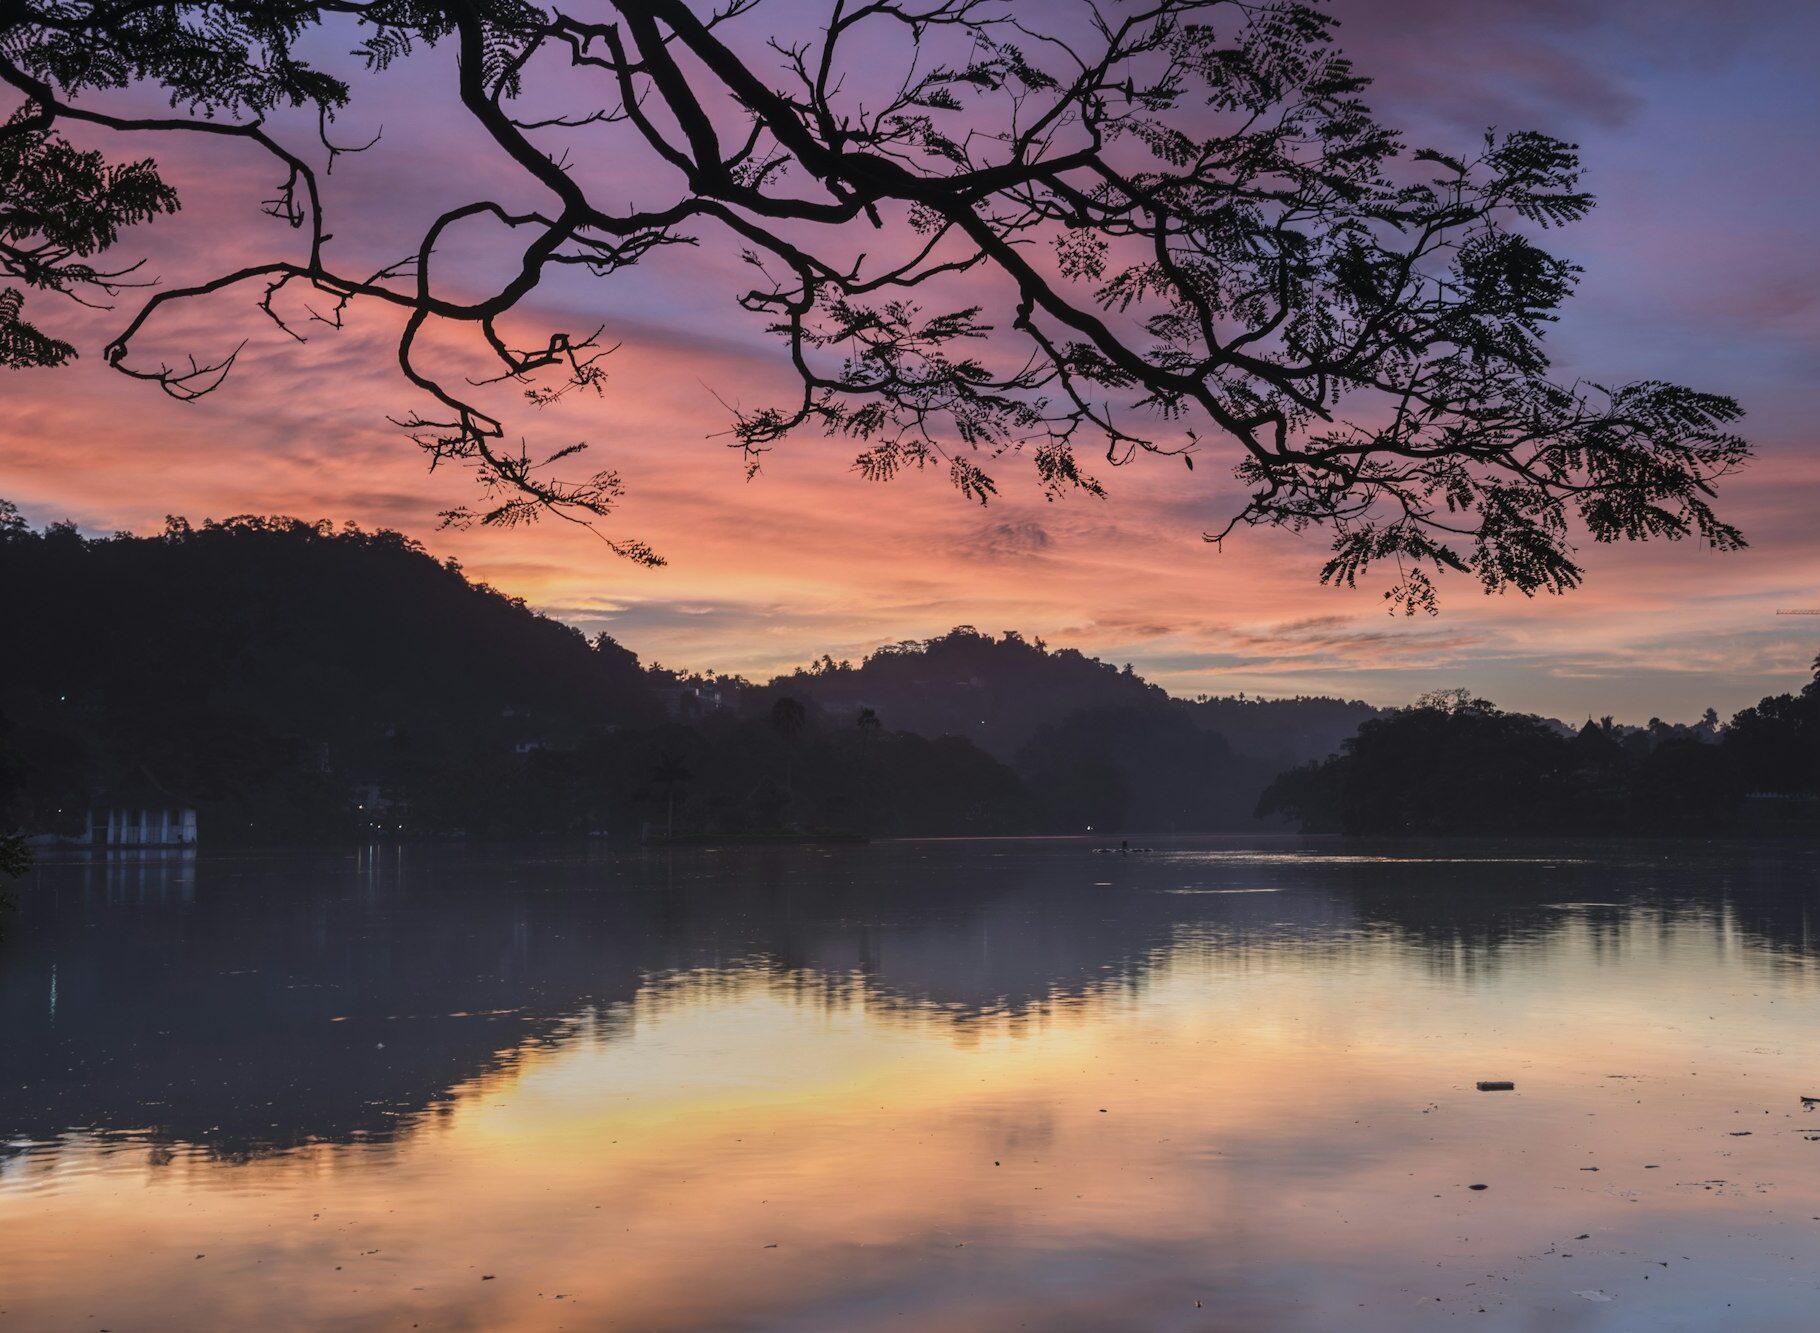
(4, 506, 1809, 844)
(1259, 683, 1819, 836)
(0, 506, 1373, 841)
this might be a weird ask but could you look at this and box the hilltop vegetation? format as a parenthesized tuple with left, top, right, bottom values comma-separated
(769, 627, 1380, 765)
(0, 510, 1044, 839)
(1260, 681, 1820, 836)
(0, 507, 1366, 841)
(7, 505, 1805, 844)
(1, 507, 658, 840)
(765, 627, 1382, 831)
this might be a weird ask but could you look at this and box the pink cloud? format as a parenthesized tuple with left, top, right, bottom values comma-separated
(3, 0, 1816, 723)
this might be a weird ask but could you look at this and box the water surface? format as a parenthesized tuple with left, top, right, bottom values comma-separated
(3, 838, 1818, 1330)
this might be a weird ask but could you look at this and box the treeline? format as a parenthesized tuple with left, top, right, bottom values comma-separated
(0, 509, 1044, 840)
(758, 626, 1383, 830)
(12, 504, 1802, 844)
(1259, 679, 1820, 836)
(768, 626, 1380, 766)
(0, 507, 1373, 841)
(2, 507, 650, 840)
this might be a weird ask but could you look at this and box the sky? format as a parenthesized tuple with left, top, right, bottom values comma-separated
(3, 0, 1817, 722)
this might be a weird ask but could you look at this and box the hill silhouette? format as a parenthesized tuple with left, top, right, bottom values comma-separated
(767, 627, 1380, 764)
(1, 509, 664, 839)
(4, 505, 1811, 842)
(1259, 682, 1820, 836)
(0, 505, 1376, 840)
(765, 627, 1383, 831)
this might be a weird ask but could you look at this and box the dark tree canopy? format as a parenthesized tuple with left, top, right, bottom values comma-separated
(1258, 668, 1820, 837)
(0, 0, 1750, 604)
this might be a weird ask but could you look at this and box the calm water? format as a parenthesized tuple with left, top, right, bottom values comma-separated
(2, 838, 1818, 1331)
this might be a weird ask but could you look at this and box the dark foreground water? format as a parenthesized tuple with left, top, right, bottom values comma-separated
(2, 838, 1818, 1331)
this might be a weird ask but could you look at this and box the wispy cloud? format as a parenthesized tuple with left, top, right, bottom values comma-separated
(3, 0, 1816, 723)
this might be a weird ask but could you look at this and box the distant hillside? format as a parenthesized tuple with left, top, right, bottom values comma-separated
(765, 628, 1166, 760)
(763, 627, 1384, 830)
(0, 512, 1107, 839)
(1259, 680, 1820, 836)
(1, 506, 1385, 840)
(765, 626, 1380, 765)
(0, 510, 666, 839)
(1180, 694, 1391, 773)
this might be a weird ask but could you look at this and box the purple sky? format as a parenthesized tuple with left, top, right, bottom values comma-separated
(3, 0, 1816, 720)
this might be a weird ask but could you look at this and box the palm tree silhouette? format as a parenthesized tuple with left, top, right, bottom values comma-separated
(769, 697, 808, 802)
(649, 754, 692, 839)
(855, 707, 882, 835)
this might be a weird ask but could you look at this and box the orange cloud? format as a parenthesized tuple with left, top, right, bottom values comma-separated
(3, 1, 1817, 722)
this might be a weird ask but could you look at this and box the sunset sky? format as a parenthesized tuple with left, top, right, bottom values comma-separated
(4, 0, 1816, 723)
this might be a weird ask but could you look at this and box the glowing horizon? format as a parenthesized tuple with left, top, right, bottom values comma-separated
(3, 0, 1815, 723)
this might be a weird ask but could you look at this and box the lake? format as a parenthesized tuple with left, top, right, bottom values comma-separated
(2, 838, 1818, 1330)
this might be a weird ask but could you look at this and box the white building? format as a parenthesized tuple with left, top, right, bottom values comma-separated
(88, 808, 198, 847)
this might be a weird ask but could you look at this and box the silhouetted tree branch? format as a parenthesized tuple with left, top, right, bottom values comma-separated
(0, 0, 1750, 603)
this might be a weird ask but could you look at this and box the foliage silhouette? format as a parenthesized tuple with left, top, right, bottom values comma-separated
(0, 509, 1179, 837)
(0, 103, 179, 368)
(0, 0, 1750, 603)
(1259, 665, 1820, 836)
(0, 503, 661, 839)
(768, 696, 808, 739)
(0, 708, 28, 929)
(4, 504, 1800, 841)
(768, 625, 1376, 754)
(645, 752, 693, 837)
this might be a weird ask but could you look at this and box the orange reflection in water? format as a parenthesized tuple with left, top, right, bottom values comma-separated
(3, 907, 1820, 1331)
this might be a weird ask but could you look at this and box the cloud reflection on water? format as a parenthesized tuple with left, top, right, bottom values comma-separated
(1, 840, 1817, 1330)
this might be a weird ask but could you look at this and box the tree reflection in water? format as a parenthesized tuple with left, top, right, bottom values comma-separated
(2, 838, 1817, 1331)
